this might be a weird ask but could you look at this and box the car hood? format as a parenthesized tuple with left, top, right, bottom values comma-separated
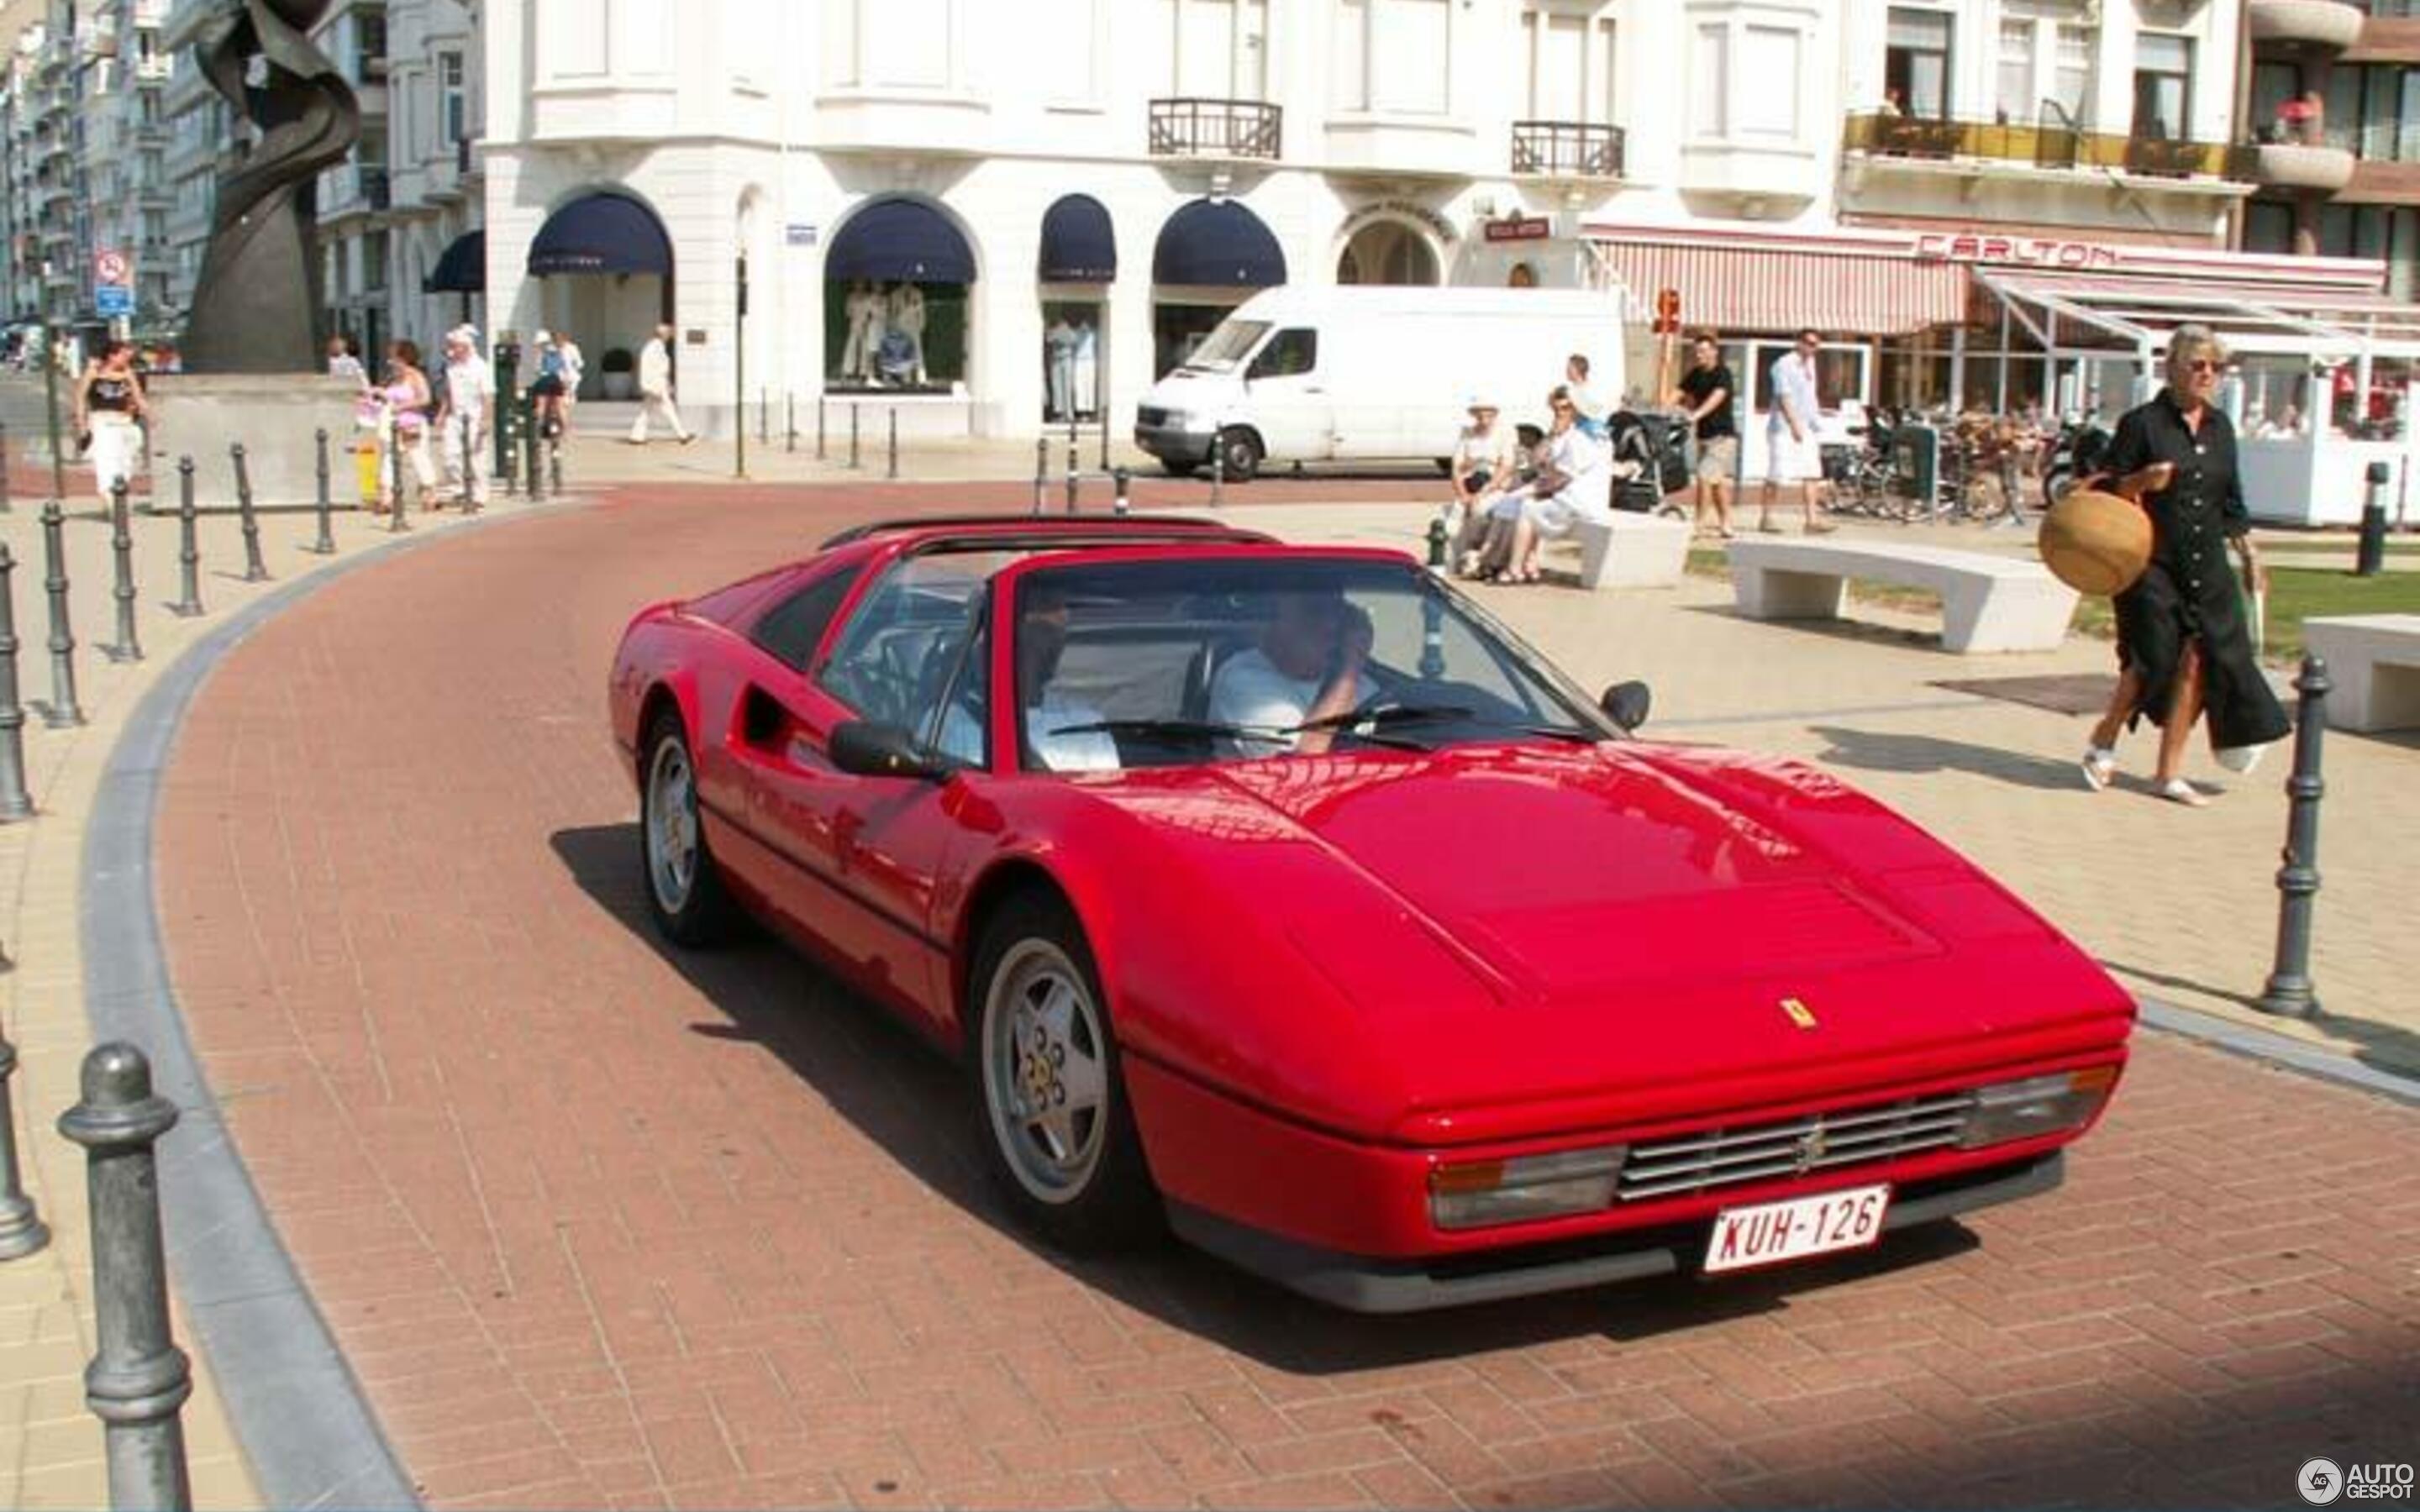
(1075, 742, 2133, 1138)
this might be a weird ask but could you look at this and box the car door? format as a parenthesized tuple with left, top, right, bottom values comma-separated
(723, 554, 1000, 1038)
(1243, 327, 1335, 462)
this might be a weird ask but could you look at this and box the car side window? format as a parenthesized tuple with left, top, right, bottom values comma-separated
(929, 608, 990, 768)
(748, 565, 859, 672)
(816, 554, 1003, 732)
(1249, 328, 1317, 381)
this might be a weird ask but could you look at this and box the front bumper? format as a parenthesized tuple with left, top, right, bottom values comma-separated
(1134, 419, 1213, 464)
(1168, 1151, 2063, 1313)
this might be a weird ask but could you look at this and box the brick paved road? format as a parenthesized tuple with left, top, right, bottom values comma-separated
(155, 486, 2419, 1511)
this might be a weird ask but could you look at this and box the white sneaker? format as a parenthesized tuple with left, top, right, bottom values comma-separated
(2081, 746, 2118, 792)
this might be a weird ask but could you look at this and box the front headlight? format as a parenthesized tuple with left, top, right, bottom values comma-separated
(1958, 1065, 2118, 1149)
(1429, 1143, 1628, 1231)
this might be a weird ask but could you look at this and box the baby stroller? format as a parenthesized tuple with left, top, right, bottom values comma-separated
(1606, 407, 1691, 515)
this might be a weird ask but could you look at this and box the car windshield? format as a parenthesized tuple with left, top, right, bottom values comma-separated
(1008, 555, 1607, 774)
(1184, 319, 1270, 371)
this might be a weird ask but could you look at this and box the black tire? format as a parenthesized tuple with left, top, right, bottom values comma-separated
(1159, 457, 1195, 478)
(1213, 428, 1263, 483)
(966, 891, 1160, 1251)
(639, 707, 739, 948)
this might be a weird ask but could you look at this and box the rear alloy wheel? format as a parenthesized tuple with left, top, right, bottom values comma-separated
(1214, 428, 1263, 483)
(970, 895, 1159, 1249)
(640, 708, 736, 947)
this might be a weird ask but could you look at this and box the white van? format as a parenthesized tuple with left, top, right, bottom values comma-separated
(1134, 286, 1638, 480)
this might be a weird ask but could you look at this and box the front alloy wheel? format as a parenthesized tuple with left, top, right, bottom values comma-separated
(640, 710, 735, 946)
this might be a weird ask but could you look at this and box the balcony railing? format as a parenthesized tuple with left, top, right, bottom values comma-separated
(1842, 111, 2254, 181)
(1511, 120, 1625, 179)
(1148, 97, 1281, 160)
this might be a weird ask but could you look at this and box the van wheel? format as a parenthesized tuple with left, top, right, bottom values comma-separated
(1214, 428, 1262, 483)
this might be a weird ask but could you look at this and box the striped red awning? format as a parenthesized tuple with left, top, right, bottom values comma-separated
(1592, 239, 1968, 338)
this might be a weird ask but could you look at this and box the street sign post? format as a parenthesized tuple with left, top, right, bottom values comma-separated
(94, 249, 129, 286)
(95, 286, 134, 318)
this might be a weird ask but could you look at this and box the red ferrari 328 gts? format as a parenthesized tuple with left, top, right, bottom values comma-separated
(608, 514, 2135, 1312)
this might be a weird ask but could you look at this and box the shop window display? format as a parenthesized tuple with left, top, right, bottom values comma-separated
(1042, 301, 1102, 423)
(826, 280, 967, 391)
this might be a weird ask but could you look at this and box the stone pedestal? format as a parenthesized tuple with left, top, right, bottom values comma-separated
(144, 374, 361, 512)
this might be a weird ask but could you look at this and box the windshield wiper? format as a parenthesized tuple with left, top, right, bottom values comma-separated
(1048, 717, 1270, 743)
(1289, 703, 1474, 734)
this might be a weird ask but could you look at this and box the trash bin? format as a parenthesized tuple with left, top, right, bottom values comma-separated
(355, 437, 383, 503)
(1893, 423, 1940, 507)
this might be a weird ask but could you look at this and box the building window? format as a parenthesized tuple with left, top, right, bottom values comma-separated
(1335, 0, 1450, 115)
(2132, 34, 2190, 141)
(355, 12, 385, 79)
(1886, 7, 1952, 121)
(826, 0, 959, 91)
(1994, 18, 2033, 124)
(2244, 199, 2296, 255)
(2053, 24, 2092, 127)
(1691, 22, 1728, 136)
(439, 51, 465, 144)
(363, 229, 387, 291)
(1164, 0, 1268, 100)
(1519, 3, 1615, 125)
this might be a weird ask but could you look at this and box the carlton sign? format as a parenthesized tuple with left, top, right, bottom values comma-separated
(1914, 233, 2122, 270)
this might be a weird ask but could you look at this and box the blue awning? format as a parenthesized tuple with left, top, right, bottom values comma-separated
(826, 200, 976, 283)
(527, 194, 672, 277)
(1152, 199, 1286, 288)
(423, 228, 484, 293)
(1039, 194, 1117, 282)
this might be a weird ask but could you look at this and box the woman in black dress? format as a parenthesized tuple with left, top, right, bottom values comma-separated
(2080, 326, 2290, 806)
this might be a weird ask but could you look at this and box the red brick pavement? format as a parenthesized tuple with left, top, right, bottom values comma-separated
(154, 484, 2420, 1511)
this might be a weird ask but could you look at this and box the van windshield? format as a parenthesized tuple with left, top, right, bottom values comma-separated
(1185, 320, 1270, 371)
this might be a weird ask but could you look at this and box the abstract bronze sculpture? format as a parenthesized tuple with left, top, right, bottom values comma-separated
(182, 0, 360, 373)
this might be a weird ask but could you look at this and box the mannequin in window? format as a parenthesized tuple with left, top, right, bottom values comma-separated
(1071, 317, 1098, 420)
(1044, 313, 1077, 421)
(841, 281, 886, 385)
(887, 281, 928, 385)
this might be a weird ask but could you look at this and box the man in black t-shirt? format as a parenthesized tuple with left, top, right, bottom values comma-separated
(1671, 332, 1738, 538)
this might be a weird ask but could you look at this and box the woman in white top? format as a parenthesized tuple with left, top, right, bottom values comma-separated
(1483, 388, 1612, 583)
(1447, 397, 1518, 574)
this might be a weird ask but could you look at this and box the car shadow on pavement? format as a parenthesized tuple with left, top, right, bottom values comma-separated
(1810, 723, 2094, 791)
(550, 820, 2007, 1370)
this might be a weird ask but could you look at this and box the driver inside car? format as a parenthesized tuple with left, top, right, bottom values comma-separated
(1207, 591, 1378, 757)
(939, 584, 1121, 773)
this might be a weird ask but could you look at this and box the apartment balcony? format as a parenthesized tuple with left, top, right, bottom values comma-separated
(1149, 98, 1282, 162)
(1840, 112, 2254, 186)
(133, 55, 171, 84)
(131, 0, 171, 25)
(1511, 120, 1625, 181)
(2249, 139, 2358, 191)
(320, 163, 389, 218)
(2248, 0, 2365, 53)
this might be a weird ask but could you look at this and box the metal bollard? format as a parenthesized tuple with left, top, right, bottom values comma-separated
(59, 1043, 194, 1512)
(0, 419, 11, 515)
(848, 404, 861, 470)
(233, 445, 271, 576)
(786, 393, 797, 454)
(1033, 438, 1048, 516)
(39, 502, 82, 728)
(388, 430, 412, 534)
(0, 545, 33, 822)
(307, 430, 335, 554)
(499, 404, 518, 497)
(2357, 461, 2389, 576)
(1113, 466, 1130, 517)
(2256, 656, 2331, 1020)
(816, 396, 827, 460)
(887, 408, 898, 480)
(104, 480, 141, 664)
(523, 406, 541, 501)
(1210, 440, 1225, 507)
(461, 419, 484, 517)
(1065, 439, 1080, 515)
(0, 1024, 45, 1258)
(170, 460, 203, 618)
(1426, 512, 1449, 570)
(548, 433, 562, 498)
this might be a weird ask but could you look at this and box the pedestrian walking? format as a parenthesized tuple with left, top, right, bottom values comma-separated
(2078, 324, 2288, 806)
(433, 326, 493, 509)
(627, 323, 696, 444)
(1758, 328, 1834, 534)
(375, 340, 439, 513)
(1671, 331, 1739, 539)
(71, 339, 147, 514)
(555, 330, 587, 429)
(326, 334, 366, 386)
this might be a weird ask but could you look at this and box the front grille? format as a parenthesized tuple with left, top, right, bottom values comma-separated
(1137, 406, 1169, 427)
(1618, 1090, 1975, 1201)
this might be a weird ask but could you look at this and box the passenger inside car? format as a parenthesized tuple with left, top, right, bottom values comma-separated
(1207, 591, 1378, 757)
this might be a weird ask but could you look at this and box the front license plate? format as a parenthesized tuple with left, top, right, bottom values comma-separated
(1704, 1184, 1891, 1274)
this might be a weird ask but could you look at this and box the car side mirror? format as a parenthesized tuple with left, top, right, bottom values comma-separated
(829, 721, 947, 781)
(1600, 680, 1651, 733)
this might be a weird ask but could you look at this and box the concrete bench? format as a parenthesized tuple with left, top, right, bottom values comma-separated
(2302, 614, 2420, 732)
(1560, 512, 1692, 590)
(1727, 538, 2078, 653)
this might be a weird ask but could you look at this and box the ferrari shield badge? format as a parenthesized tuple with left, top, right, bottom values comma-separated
(1781, 997, 1819, 1031)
